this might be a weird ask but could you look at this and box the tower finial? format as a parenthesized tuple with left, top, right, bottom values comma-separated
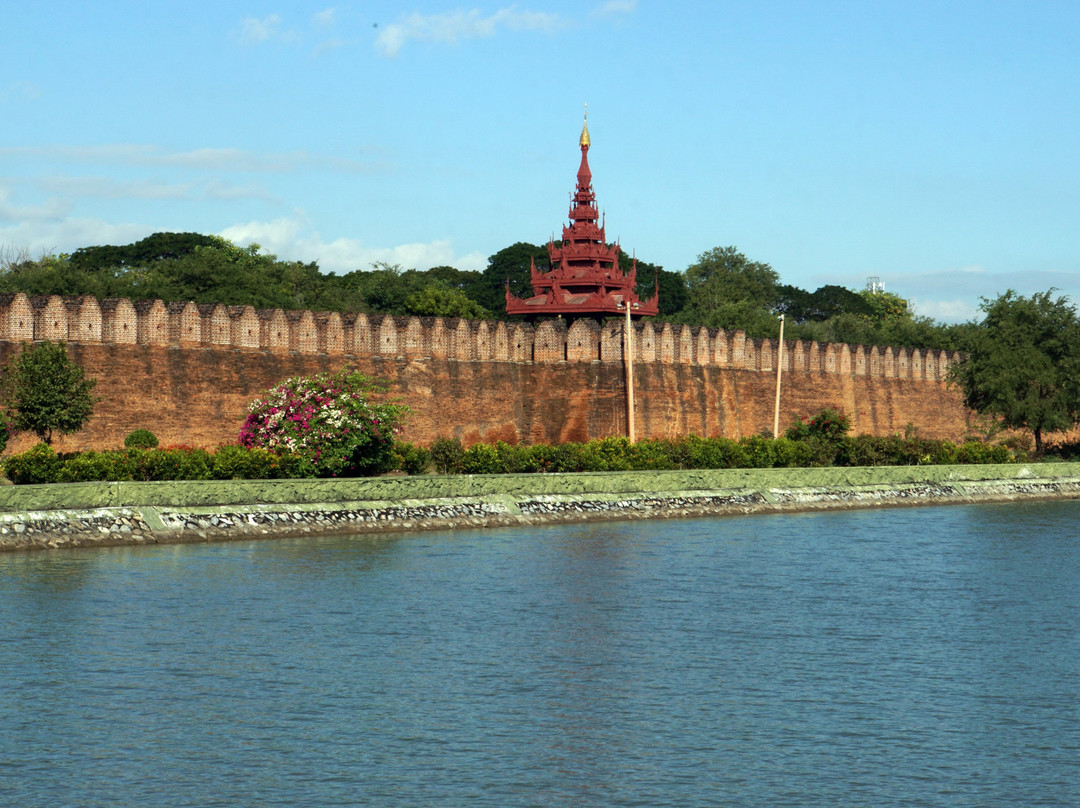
(580, 102, 590, 148)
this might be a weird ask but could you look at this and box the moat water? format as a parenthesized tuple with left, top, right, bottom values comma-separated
(2, 501, 1079, 807)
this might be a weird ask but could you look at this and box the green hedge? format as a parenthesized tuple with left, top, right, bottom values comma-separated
(411, 432, 1020, 477)
(0, 432, 1022, 485)
(3, 444, 309, 485)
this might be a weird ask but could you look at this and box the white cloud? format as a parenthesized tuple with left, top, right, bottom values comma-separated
(593, 0, 637, 16)
(218, 215, 486, 273)
(241, 14, 281, 43)
(313, 38, 347, 56)
(312, 7, 336, 28)
(909, 297, 980, 323)
(0, 210, 488, 274)
(0, 217, 154, 257)
(855, 263, 1080, 323)
(0, 144, 377, 174)
(0, 187, 70, 222)
(4, 175, 280, 207)
(376, 7, 562, 57)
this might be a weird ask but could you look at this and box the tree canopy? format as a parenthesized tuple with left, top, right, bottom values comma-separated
(676, 246, 782, 334)
(3, 341, 98, 444)
(950, 289, 1080, 453)
(0, 231, 976, 351)
(950, 290, 1080, 452)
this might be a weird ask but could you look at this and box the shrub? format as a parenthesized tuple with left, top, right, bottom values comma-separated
(547, 443, 589, 473)
(239, 368, 407, 477)
(630, 439, 678, 470)
(519, 443, 557, 473)
(491, 441, 532, 474)
(586, 436, 636, 471)
(573, 441, 617, 472)
(786, 408, 852, 443)
(211, 444, 283, 480)
(4, 443, 63, 484)
(836, 434, 955, 466)
(0, 410, 12, 456)
(798, 437, 841, 467)
(955, 441, 1013, 464)
(394, 442, 432, 475)
(998, 434, 1031, 461)
(673, 435, 748, 469)
(739, 434, 777, 468)
(58, 450, 134, 482)
(124, 429, 159, 450)
(430, 436, 464, 475)
(910, 438, 957, 465)
(839, 435, 897, 467)
(274, 452, 312, 479)
(772, 437, 814, 468)
(129, 447, 212, 481)
(461, 442, 503, 474)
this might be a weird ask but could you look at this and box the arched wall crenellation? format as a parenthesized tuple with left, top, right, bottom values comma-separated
(0, 293, 962, 382)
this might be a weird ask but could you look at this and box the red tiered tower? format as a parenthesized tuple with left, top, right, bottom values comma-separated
(505, 112, 658, 320)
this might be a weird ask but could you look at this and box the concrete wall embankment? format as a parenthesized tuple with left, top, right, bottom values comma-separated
(3, 464, 1079, 552)
(0, 292, 972, 453)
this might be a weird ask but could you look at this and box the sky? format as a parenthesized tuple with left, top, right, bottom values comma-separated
(2, 1, 1079, 323)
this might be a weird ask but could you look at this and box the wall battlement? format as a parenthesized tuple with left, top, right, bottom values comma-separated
(0, 292, 960, 382)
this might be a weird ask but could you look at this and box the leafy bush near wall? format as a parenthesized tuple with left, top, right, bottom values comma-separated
(3, 444, 271, 484)
(785, 408, 852, 443)
(238, 368, 407, 478)
(0, 411, 12, 456)
(429, 437, 465, 475)
(423, 431, 1018, 476)
(461, 442, 503, 475)
(0, 418, 1023, 485)
(57, 450, 136, 482)
(4, 443, 64, 484)
(210, 445, 292, 480)
(124, 429, 159, 450)
(393, 442, 432, 476)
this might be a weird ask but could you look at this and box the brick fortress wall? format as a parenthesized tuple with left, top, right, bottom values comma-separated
(0, 292, 972, 453)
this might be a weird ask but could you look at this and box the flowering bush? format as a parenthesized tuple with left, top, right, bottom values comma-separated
(785, 408, 852, 443)
(238, 369, 407, 477)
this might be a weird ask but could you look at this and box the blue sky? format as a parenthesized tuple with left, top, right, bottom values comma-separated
(2, 1, 1079, 322)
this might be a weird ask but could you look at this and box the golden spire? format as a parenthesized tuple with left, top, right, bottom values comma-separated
(579, 102, 590, 148)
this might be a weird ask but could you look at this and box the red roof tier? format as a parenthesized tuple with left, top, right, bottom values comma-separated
(505, 111, 658, 320)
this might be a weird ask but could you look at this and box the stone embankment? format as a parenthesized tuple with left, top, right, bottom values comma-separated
(3, 464, 1080, 552)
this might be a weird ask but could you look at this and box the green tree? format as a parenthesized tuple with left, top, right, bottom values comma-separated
(858, 289, 910, 322)
(477, 242, 549, 315)
(404, 285, 492, 319)
(4, 341, 98, 444)
(625, 257, 686, 318)
(950, 290, 1080, 453)
(338, 262, 426, 315)
(679, 246, 780, 335)
(425, 265, 484, 292)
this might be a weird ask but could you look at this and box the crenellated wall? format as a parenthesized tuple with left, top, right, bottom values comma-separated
(0, 293, 962, 380)
(0, 293, 973, 452)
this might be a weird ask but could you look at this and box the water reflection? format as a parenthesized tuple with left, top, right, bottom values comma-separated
(2, 502, 1079, 806)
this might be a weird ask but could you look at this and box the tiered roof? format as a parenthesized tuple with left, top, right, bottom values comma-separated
(505, 111, 658, 319)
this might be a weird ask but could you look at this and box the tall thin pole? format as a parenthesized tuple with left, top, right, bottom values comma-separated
(773, 315, 785, 439)
(623, 302, 636, 443)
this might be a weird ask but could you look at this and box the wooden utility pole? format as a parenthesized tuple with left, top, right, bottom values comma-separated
(773, 315, 785, 438)
(623, 302, 637, 442)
